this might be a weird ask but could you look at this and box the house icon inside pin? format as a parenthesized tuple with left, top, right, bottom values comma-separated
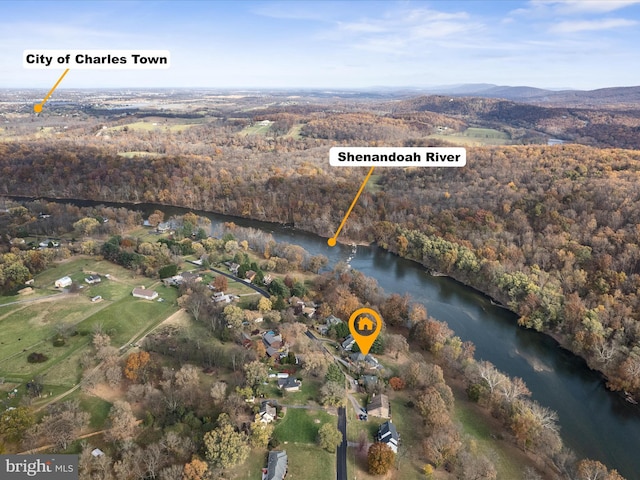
(358, 316, 374, 332)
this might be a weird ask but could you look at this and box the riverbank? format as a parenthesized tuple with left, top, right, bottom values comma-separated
(4, 195, 640, 477)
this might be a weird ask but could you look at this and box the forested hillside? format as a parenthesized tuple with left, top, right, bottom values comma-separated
(2, 94, 640, 399)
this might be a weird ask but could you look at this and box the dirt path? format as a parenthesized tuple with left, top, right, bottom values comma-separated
(18, 429, 107, 454)
(34, 309, 187, 412)
(119, 308, 187, 349)
(0, 292, 66, 311)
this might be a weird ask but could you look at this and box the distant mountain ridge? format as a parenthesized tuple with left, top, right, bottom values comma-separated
(418, 84, 640, 107)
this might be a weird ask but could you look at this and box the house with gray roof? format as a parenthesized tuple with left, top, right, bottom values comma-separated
(259, 401, 277, 424)
(277, 377, 301, 392)
(367, 393, 390, 418)
(376, 420, 399, 453)
(264, 450, 287, 480)
(341, 334, 355, 351)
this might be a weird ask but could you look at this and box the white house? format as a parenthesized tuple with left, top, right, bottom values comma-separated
(132, 287, 158, 300)
(55, 276, 72, 288)
(259, 402, 277, 424)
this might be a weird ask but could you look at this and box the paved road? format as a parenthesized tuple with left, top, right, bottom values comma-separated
(337, 406, 347, 480)
(207, 266, 270, 297)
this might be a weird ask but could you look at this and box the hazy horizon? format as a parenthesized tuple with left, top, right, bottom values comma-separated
(2, 1, 640, 90)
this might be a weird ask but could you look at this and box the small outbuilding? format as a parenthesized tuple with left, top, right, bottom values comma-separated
(55, 276, 73, 288)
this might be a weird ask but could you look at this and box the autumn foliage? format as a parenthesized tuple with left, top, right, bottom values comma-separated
(389, 377, 406, 391)
(367, 442, 395, 475)
(124, 351, 150, 382)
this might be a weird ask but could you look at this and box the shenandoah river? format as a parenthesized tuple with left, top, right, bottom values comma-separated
(30, 198, 640, 478)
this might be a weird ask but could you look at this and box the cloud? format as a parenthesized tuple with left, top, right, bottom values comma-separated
(550, 17, 637, 33)
(509, 0, 640, 19)
(326, 7, 482, 54)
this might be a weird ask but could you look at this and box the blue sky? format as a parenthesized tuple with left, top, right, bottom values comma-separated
(1, 0, 639, 89)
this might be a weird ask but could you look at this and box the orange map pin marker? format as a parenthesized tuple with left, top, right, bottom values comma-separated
(349, 307, 382, 355)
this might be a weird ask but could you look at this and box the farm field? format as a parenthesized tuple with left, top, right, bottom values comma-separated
(239, 121, 272, 136)
(0, 256, 179, 407)
(104, 119, 204, 133)
(284, 123, 304, 139)
(117, 151, 164, 158)
(428, 126, 512, 146)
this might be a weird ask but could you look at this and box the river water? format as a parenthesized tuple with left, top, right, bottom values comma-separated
(27, 198, 640, 478)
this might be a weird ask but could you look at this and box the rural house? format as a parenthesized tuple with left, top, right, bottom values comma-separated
(263, 332, 283, 349)
(367, 393, 390, 418)
(132, 287, 158, 300)
(350, 353, 381, 370)
(264, 450, 288, 480)
(277, 377, 301, 392)
(376, 420, 399, 453)
(341, 334, 356, 351)
(259, 401, 277, 423)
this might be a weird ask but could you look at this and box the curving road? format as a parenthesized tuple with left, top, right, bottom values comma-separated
(207, 266, 270, 297)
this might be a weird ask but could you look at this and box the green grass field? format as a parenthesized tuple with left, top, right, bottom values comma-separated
(227, 444, 334, 480)
(105, 120, 201, 133)
(0, 296, 104, 375)
(428, 127, 511, 146)
(79, 394, 113, 429)
(0, 257, 179, 407)
(365, 173, 383, 193)
(464, 127, 510, 140)
(273, 408, 334, 444)
(286, 444, 335, 480)
(455, 401, 523, 479)
(284, 124, 304, 139)
(117, 151, 164, 158)
(346, 392, 427, 480)
(239, 122, 272, 136)
(227, 447, 268, 480)
(82, 285, 178, 346)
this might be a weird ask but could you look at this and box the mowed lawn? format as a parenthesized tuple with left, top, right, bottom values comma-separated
(105, 120, 201, 133)
(0, 256, 179, 394)
(239, 122, 272, 136)
(286, 444, 335, 480)
(0, 295, 105, 377)
(273, 408, 334, 444)
(227, 444, 335, 480)
(80, 285, 178, 346)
